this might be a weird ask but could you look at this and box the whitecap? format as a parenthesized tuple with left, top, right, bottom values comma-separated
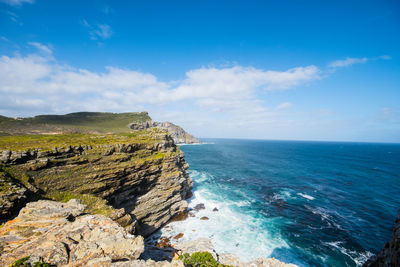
(297, 193, 315, 200)
(159, 180, 290, 263)
(322, 241, 374, 266)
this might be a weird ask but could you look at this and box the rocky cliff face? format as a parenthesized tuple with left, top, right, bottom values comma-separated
(130, 121, 199, 144)
(0, 129, 192, 236)
(363, 211, 400, 267)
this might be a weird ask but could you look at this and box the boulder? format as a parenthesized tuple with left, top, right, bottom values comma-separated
(0, 199, 144, 266)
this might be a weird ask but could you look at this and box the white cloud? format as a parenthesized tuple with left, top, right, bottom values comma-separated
(170, 65, 320, 102)
(0, 52, 323, 129)
(328, 57, 368, 68)
(82, 20, 113, 40)
(28, 42, 53, 55)
(0, 0, 33, 6)
(0, 51, 395, 141)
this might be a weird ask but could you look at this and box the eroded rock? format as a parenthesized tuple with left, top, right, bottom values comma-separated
(0, 199, 144, 266)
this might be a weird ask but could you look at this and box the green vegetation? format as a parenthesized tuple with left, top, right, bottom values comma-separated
(1, 164, 32, 190)
(9, 256, 53, 267)
(0, 163, 30, 193)
(45, 192, 115, 217)
(0, 111, 151, 135)
(0, 128, 166, 151)
(179, 252, 231, 267)
(9, 256, 30, 267)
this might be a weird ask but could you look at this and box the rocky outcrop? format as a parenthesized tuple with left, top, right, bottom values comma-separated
(363, 211, 400, 267)
(130, 121, 199, 144)
(0, 199, 144, 266)
(0, 129, 193, 236)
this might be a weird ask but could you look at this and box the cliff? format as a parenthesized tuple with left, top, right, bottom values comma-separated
(0, 111, 200, 145)
(0, 199, 185, 266)
(0, 119, 296, 267)
(130, 121, 199, 144)
(363, 211, 400, 267)
(0, 129, 192, 236)
(0, 112, 152, 135)
(0, 199, 295, 267)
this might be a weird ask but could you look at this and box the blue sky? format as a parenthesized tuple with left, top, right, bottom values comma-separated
(0, 0, 399, 142)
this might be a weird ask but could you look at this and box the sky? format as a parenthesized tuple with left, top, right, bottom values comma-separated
(0, 0, 399, 142)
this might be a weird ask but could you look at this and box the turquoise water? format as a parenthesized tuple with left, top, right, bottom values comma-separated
(163, 139, 400, 266)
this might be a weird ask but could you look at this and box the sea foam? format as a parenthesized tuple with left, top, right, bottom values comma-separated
(160, 170, 291, 263)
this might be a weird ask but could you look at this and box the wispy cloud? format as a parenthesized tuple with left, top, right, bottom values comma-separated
(5, 10, 24, 25)
(328, 57, 368, 68)
(82, 20, 113, 40)
(0, 36, 10, 42)
(0, 0, 33, 6)
(328, 55, 391, 69)
(103, 5, 114, 15)
(28, 42, 53, 56)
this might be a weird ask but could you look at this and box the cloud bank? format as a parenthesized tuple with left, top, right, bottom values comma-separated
(0, 44, 321, 120)
(1, 44, 393, 140)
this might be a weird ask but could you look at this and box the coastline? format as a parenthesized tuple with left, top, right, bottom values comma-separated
(142, 173, 297, 266)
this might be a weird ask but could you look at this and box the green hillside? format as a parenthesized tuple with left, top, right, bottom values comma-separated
(0, 112, 151, 135)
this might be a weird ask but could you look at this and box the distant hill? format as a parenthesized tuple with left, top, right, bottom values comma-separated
(0, 111, 199, 144)
(0, 112, 152, 135)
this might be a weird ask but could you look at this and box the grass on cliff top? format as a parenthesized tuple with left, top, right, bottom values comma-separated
(0, 111, 151, 135)
(45, 192, 115, 217)
(0, 128, 167, 151)
(0, 163, 31, 193)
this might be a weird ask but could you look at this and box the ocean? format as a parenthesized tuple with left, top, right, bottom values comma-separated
(160, 139, 400, 267)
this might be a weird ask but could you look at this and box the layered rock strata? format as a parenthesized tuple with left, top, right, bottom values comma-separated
(0, 199, 144, 266)
(130, 121, 199, 144)
(0, 129, 193, 236)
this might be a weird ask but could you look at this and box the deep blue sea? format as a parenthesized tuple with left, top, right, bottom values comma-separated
(161, 139, 400, 267)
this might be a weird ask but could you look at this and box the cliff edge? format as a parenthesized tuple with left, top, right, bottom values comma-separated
(130, 121, 199, 144)
(0, 111, 200, 145)
(0, 129, 192, 236)
(363, 211, 400, 267)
